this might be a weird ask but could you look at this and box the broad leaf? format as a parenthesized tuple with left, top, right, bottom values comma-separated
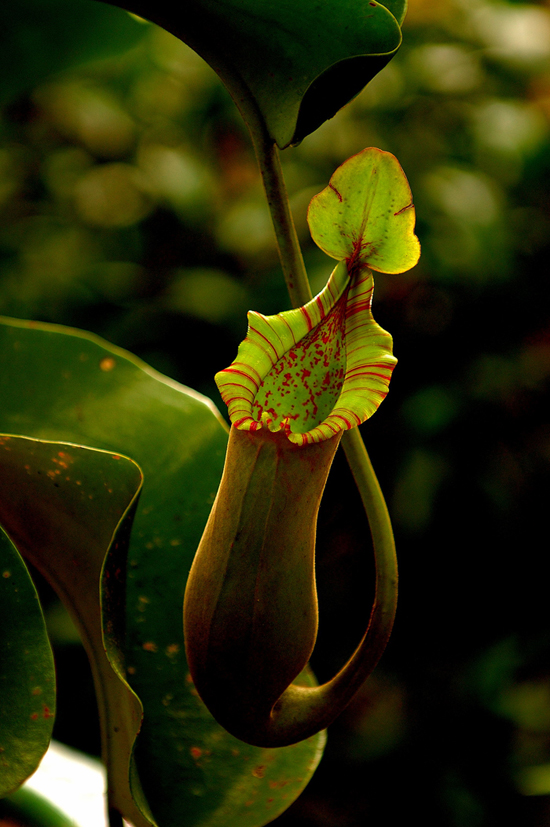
(308, 147, 421, 273)
(104, 0, 405, 147)
(0, 317, 325, 827)
(0, 435, 147, 824)
(0, 522, 55, 797)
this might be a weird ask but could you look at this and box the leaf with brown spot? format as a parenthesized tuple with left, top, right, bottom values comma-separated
(0, 317, 325, 827)
(0, 434, 146, 824)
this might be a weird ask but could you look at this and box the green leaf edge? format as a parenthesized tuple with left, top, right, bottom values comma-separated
(0, 433, 148, 826)
(0, 314, 228, 433)
(0, 524, 56, 797)
(307, 147, 421, 273)
(100, 494, 159, 827)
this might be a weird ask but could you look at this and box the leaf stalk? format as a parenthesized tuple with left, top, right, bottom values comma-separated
(252, 130, 312, 308)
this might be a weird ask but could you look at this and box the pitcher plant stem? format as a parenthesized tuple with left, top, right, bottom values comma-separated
(253, 131, 312, 308)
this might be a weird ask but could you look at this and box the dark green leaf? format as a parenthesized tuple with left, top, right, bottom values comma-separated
(0, 522, 55, 797)
(0, 434, 147, 824)
(105, 0, 404, 146)
(0, 317, 325, 827)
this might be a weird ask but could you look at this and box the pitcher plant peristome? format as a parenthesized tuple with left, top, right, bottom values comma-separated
(217, 260, 396, 444)
(184, 148, 420, 747)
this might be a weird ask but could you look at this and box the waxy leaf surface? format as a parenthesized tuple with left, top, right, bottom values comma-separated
(0, 435, 146, 823)
(0, 521, 55, 796)
(0, 317, 325, 827)
(105, 0, 405, 147)
(308, 147, 421, 272)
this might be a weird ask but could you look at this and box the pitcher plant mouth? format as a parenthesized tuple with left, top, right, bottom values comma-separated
(215, 147, 420, 445)
(215, 259, 397, 445)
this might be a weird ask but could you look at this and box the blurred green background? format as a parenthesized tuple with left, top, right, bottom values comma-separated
(2, 0, 550, 824)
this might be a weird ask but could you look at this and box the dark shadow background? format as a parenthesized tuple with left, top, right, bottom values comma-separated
(3, 0, 550, 824)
